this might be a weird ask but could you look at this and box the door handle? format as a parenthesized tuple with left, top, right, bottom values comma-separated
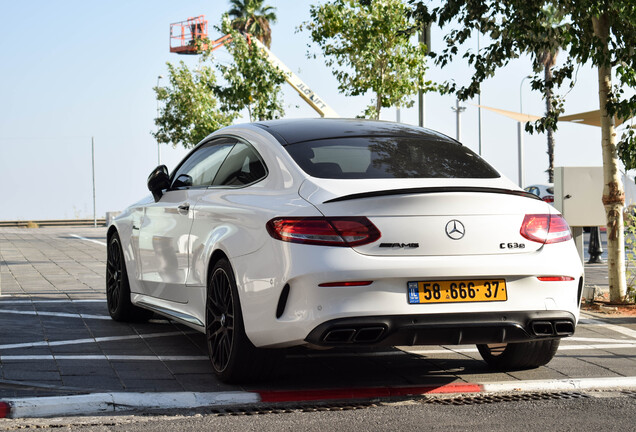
(177, 203, 190, 212)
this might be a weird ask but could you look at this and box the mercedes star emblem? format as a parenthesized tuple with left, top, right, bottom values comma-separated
(445, 220, 465, 240)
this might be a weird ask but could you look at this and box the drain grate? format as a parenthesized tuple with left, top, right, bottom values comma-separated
(422, 391, 590, 406)
(207, 401, 376, 416)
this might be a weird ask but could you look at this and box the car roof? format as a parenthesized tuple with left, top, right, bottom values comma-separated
(253, 118, 457, 146)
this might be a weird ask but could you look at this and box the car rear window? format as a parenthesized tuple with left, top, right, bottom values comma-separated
(285, 137, 500, 179)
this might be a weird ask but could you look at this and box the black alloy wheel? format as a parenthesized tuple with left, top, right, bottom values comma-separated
(106, 236, 124, 315)
(106, 232, 153, 322)
(206, 265, 236, 373)
(205, 258, 278, 383)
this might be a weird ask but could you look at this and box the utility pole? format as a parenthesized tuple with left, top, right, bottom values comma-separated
(518, 75, 532, 188)
(91, 137, 96, 228)
(418, 24, 431, 128)
(477, 33, 482, 155)
(451, 99, 466, 141)
(156, 75, 164, 165)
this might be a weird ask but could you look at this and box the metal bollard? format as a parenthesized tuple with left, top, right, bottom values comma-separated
(587, 226, 604, 263)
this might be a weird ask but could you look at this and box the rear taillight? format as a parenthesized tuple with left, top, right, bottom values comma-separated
(520, 214, 572, 244)
(266, 217, 381, 247)
(542, 195, 555, 203)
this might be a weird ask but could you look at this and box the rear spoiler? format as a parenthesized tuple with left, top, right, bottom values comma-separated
(323, 186, 541, 204)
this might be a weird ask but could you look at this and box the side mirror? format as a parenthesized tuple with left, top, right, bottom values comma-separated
(147, 165, 170, 202)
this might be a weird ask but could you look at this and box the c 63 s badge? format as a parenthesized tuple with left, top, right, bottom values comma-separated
(500, 242, 526, 249)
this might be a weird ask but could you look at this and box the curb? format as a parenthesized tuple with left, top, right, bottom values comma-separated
(2, 377, 636, 419)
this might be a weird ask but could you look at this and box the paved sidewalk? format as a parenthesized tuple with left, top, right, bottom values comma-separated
(0, 227, 634, 401)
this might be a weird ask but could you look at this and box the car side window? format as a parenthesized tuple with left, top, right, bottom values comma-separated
(212, 141, 267, 187)
(170, 138, 235, 189)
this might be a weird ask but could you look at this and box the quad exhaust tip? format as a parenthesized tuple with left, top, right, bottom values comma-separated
(322, 326, 386, 344)
(531, 320, 575, 337)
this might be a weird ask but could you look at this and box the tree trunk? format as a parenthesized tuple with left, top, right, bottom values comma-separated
(545, 64, 555, 184)
(375, 93, 382, 120)
(592, 14, 627, 303)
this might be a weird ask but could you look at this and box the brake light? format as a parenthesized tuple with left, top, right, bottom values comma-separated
(520, 214, 572, 244)
(266, 217, 381, 247)
(542, 195, 555, 203)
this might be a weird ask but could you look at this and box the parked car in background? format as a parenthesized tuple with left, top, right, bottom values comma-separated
(525, 184, 555, 204)
(106, 119, 583, 383)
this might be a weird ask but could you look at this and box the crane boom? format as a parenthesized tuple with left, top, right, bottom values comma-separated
(249, 38, 339, 118)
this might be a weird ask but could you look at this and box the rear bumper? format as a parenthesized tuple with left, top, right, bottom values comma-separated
(304, 310, 576, 347)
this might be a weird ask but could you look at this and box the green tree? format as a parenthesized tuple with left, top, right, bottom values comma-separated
(301, 0, 436, 119)
(228, 0, 277, 48)
(409, 0, 635, 302)
(211, 17, 286, 121)
(152, 61, 235, 149)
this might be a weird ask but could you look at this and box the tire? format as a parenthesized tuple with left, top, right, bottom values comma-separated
(205, 258, 277, 383)
(477, 339, 560, 370)
(106, 232, 154, 322)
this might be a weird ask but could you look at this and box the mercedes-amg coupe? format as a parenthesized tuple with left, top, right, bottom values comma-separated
(106, 118, 583, 383)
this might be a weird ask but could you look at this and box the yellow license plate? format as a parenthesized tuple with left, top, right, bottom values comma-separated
(407, 279, 507, 304)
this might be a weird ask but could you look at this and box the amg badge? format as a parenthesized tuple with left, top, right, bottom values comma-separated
(379, 243, 419, 249)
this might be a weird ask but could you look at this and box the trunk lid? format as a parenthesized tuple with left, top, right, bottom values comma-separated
(299, 178, 554, 256)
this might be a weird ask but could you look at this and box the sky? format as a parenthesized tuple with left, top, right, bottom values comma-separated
(0, 0, 631, 220)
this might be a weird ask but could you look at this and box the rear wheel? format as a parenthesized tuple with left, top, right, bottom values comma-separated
(477, 339, 560, 370)
(106, 232, 153, 322)
(206, 258, 277, 383)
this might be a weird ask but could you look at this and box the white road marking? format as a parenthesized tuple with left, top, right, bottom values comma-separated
(0, 355, 208, 361)
(0, 309, 111, 320)
(407, 343, 636, 355)
(568, 336, 636, 344)
(0, 299, 106, 304)
(0, 331, 194, 350)
(69, 234, 107, 247)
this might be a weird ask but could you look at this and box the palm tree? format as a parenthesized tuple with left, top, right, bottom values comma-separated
(538, 49, 559, 183)
(535, 6, 563, 184)
(228, 0, 277, 48)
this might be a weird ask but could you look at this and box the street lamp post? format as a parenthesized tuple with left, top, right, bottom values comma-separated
(156, 75, 164, 166)
(517, 75, 532, 188)
(451, 99, 466, 141)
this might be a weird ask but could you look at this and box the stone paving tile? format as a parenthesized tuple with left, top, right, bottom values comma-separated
(568, 351, 636, 376)
(163, 360, 211, 375)
(98, 340, 157, 356)
(3, 369, 61, 381)
(547, 353, 623, 378)
(61, 376, 123, 391)
(2, 361, 59, 373)
(507, 366, 569, 381)
(56, 360, 117, 377)
(110, 361, 175, 380)
(173, 373, 245, 392)
(121, 379, 184, 392)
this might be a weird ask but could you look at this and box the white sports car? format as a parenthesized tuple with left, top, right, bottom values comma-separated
(107, 119, 583, 383)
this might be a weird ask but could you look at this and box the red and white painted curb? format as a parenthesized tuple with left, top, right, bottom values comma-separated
(2, 377, 636, 419)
